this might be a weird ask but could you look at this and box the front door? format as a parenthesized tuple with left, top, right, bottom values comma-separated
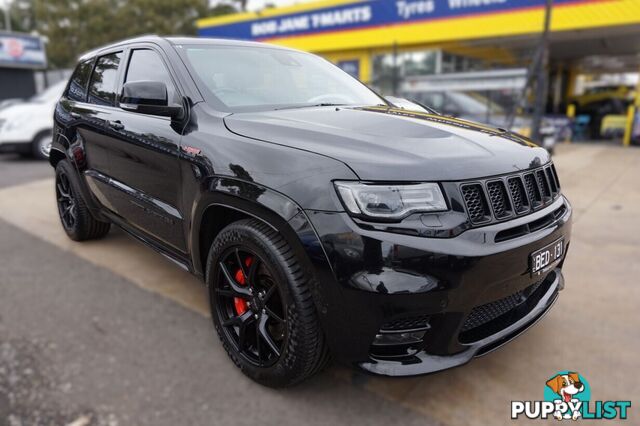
(101, 47, 187, 253)
(77, 46, 186, 254)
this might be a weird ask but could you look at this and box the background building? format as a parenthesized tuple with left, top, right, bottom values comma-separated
(197, 0, 640, 143)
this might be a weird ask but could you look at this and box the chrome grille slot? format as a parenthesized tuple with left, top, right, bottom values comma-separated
(507, 177, 529, 214)
(486, 180, 512, 219)
(461, 184, 490, 224)
(536, 169, 551, 200)
(546, 166, 558, 194)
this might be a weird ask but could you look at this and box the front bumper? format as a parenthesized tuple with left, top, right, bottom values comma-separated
(300, 195, 572, 376)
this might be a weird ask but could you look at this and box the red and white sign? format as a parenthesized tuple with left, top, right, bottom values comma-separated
(6, 38, 24, 58)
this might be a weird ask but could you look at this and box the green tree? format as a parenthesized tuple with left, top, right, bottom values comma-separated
(233, 0, 248, 12)
(1, 0, 36, 32)
(208, 3, 238, 16)
(33, 0, 218, 68)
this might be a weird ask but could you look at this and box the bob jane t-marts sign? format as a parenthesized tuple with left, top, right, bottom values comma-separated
(0, 32, 47, 69)
(198, 0, 602, 40)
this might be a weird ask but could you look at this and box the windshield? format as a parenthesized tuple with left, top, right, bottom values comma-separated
(181, 45, 383, 112)
(30, 81, 66, 103)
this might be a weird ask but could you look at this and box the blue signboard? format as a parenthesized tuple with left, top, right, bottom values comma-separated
(199, 0, 583, 40)
(0, 32, 47, 69)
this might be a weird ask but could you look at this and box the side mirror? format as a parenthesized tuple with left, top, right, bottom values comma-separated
(120, 81, 183, 119)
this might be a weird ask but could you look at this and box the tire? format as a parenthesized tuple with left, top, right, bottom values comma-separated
(55, 160, 110, 241)
(206, 218, 329, 387)
(32, 131, 52, 160)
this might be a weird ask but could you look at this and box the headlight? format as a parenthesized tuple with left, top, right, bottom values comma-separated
(334, 181, 447, 220)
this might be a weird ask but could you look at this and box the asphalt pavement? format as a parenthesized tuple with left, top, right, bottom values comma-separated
(1, 144, 639, 425)
(0, 155, 438, 425)
(0, 154, 53, 189)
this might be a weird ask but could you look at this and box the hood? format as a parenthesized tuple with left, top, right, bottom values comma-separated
(223, 106, 550, 181)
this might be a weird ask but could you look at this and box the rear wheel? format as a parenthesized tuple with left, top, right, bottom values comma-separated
(55, 160, 110, 241)
(207, 219, 329, 387)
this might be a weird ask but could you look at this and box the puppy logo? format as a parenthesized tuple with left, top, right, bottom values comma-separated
(546, 372, 586, 420)
(547, 372, 585, 403)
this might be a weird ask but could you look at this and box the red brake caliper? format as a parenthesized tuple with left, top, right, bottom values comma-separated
(233, 256, 253, 315)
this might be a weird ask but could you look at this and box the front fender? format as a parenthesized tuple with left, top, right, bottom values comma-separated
(190, 179, 341, 341)
(190, 176, 315, 275)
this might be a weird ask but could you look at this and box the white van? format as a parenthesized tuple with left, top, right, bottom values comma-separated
(0, 80, 66, 159)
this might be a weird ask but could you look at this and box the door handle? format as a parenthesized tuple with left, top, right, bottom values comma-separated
(108, 120, 124, 130)
(70, 112, 81, 119)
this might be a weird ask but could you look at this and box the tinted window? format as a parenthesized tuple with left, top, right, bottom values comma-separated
(67, 59, 93, 102)
(88, 52, 123, 106)
(125, 49, 178, 104)
(182, 46, 383, 112)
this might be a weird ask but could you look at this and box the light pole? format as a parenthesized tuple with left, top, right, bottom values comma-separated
(531, 0, 553, 144)
(2, 0, 12, 32)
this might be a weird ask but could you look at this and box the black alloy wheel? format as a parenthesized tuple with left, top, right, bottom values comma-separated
(55, 160, 110, 241)
(207, 219, 329, 387)
(56, 170, 77, 230)
(215, 247, 287, 367)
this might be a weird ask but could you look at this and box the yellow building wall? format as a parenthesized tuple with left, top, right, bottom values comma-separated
(253, 0, 640, 53)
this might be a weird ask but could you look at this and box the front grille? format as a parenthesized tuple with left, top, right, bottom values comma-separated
(461, 280, 544, 333)
(461, 184, 490, 224)
(460, 164, 560, 225)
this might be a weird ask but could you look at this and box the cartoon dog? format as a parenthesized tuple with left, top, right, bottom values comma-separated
(546, 372, 585, 420)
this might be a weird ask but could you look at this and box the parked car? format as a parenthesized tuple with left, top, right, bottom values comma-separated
(570, 86, 634, 139)
(408, 90, 563, 152)
(0, 80, 66, 159)
(0, 97, 23, 111)
(51, 36, 572, 387)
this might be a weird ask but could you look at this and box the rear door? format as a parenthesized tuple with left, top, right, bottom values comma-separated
(78, 50, 127, 210)
(95, 46, 186, 253)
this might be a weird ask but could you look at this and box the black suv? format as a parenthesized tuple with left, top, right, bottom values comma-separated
(51, 36, 572, 387)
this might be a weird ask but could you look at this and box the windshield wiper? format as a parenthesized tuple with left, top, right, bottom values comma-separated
(275, 103, 348, 111)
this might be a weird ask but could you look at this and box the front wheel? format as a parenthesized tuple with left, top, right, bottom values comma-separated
(206, 219, 329, 387)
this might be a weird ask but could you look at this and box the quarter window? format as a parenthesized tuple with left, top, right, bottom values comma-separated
(88, 52, 123, 106)
(67, 59, 93, 102)
(125, 49, 179, 104)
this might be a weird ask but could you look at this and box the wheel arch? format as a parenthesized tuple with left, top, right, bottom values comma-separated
(192, 187, 315, 280)
(49, 147, 66, 168)
(190, 173, 337, 279)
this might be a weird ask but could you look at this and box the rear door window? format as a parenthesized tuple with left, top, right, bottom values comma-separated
(67, 59, 94, 102)
(88, 52, 123, 106)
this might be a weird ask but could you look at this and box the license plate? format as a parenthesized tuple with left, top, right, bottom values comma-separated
(530, 238, 564, 276)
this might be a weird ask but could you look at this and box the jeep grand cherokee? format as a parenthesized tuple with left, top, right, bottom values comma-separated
(50, 36, 572, 387)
